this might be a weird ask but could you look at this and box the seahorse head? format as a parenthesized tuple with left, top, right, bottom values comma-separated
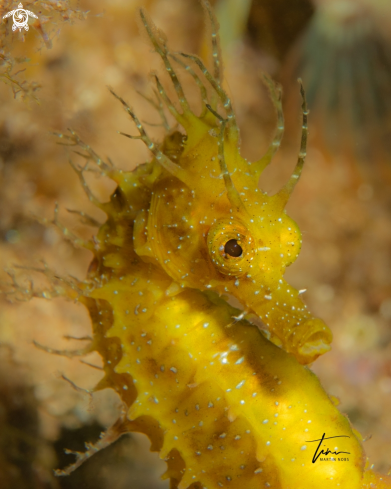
(125, 5, 333, 365)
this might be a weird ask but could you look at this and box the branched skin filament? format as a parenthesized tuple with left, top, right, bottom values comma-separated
(24, 2, 391, 488)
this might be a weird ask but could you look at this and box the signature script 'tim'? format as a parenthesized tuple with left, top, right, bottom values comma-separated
(306, 433, 351, 463)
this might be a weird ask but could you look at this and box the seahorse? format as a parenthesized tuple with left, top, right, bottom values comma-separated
(25, 2, 390, 488)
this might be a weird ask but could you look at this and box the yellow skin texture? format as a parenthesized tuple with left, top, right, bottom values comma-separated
(49, 5, 390, 488)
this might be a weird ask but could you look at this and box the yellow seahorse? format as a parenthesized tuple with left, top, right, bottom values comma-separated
(18, 2, 390, 488)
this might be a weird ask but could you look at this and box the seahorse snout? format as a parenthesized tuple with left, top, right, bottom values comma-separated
(291, 318, 333, 364)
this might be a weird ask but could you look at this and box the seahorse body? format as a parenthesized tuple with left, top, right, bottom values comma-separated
(77, 152, 388, 489)
(49, 3, 390, 488)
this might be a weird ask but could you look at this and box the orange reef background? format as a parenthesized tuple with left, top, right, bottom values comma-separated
(1, 0, 391, 487)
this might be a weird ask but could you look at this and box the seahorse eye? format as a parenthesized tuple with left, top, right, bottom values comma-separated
(224, 239, 242, 257)
(207, 219, 255, 277)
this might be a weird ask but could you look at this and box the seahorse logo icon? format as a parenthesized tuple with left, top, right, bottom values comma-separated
(2, 3, 38, 32)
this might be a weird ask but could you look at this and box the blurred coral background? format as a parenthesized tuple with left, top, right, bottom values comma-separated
(1, 0, 391, 487)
